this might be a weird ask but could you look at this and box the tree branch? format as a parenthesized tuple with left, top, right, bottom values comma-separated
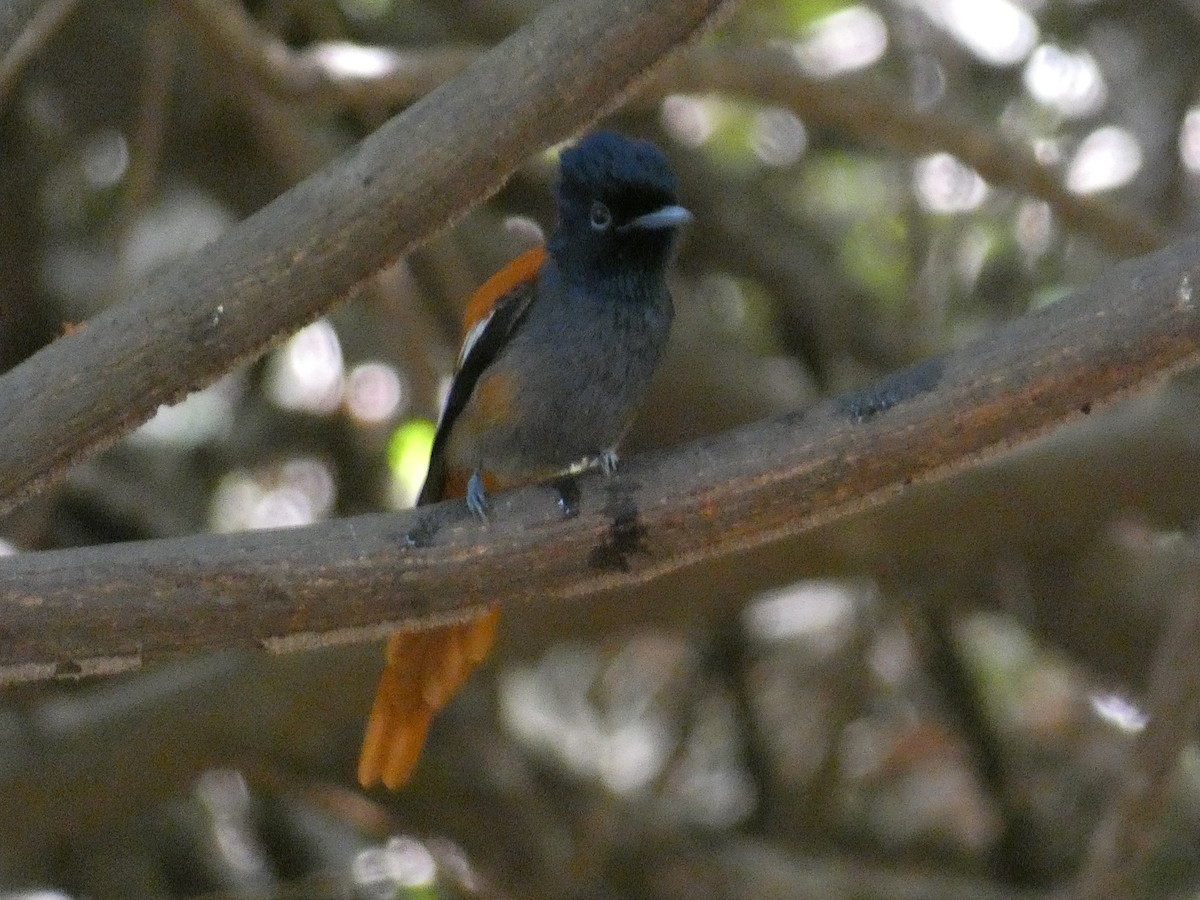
(657, 46, 1164, 258)
(0, 0, 79, 108)
(0, 0, 735, 516)
(0, 0, 41, 57)
(1, 231, 1198, 680)
(163, 9, 1164, 259)
(1072, 537, 1200, 899)
(170, 0, 480, 110)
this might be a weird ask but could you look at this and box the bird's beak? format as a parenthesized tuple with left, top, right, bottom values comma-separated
(623, 205, 693, 232)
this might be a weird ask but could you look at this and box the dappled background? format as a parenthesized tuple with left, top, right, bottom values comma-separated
(1, 0, 1200, 897)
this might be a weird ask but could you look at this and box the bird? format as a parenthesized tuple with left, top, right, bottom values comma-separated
(357, 130, 691, 790)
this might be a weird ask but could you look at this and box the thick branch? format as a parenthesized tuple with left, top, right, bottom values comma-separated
(1, 232, 1198, 680)
(0, 0, 734, 516)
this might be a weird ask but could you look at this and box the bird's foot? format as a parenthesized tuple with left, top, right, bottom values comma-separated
(466, 469, 490, 520)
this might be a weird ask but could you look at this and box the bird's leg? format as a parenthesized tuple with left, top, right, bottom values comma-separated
(466, 467, 490, 519)
(599, 448, 619, 476)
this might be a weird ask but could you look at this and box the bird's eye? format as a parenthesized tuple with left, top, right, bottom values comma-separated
(589, 201, 612, 231)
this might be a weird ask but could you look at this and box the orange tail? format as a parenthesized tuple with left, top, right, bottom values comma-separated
(358, 252, 545, 789)
(357, 607, 501, 789)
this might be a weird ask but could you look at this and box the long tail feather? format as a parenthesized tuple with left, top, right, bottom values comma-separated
(357, 608, 501, 788)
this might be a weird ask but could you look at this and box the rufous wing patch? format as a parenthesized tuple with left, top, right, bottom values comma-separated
(462, 246, 546, 340)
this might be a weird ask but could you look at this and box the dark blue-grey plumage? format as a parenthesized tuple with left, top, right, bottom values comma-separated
(428, 131, 690, 515)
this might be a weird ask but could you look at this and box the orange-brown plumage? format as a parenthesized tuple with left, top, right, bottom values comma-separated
(357, 611, 500, 789)
(463, 246, 546, 336)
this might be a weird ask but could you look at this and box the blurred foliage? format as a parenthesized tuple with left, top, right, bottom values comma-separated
(1, 0, 1200, 897)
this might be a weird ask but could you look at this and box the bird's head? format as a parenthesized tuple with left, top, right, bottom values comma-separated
(549, 131, 691, 288)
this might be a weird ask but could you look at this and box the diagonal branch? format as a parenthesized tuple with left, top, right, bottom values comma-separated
(1, 230, 1198, 680)
(169, 0, 480, 110)
(0, 0, 80, 108)
(0, 0, 735, 517)
(655, 46, 1164, 257)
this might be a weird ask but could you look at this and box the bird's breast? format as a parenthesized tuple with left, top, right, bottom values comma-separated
(449, 286, 672, 480)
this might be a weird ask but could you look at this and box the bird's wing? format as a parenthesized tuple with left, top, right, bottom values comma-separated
(417, 246, 546, 506)
(358, 246, 545, 791)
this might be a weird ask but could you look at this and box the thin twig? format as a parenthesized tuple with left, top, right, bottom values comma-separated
(104, 1, 180, 305)
(170, 0, 480, 110)
(121, 2, 178, 221)
(1071, 538, 1200, 899)
(909, 607, 1050, 886)
(0, 231, 1198, 677)
(0, 0, 79, 109)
